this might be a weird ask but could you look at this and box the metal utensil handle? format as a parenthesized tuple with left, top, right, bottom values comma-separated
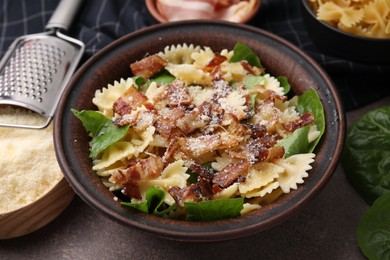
(45, 0, 84, 31)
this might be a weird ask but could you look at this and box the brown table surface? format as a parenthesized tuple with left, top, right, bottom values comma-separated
(1, 96, 389, 260)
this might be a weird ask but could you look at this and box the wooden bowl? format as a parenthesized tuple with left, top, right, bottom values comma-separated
(146, 0, 261, 24)
(54, 20, 345, 242)
(0, 177, 74, 239)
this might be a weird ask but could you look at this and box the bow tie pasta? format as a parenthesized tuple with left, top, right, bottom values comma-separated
(73, 42, 325, 221)
(308, 0, 390, 38)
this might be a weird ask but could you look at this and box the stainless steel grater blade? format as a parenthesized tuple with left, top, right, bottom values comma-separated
(0, 0, 85, 129)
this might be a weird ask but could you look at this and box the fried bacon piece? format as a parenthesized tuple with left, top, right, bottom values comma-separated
(113, 167, 142, 199)
(139, 156, 165, 179)
(226, 116, 251, 137)
(283, 112, 315, 132)
(112, 157, 165, 199)
(168, 184, 202, 207)
(178, 134, 221, 157)
(130, 54, 167, 79)
(265, 146, 285, 161)
(212, 161, 250, 188)
(122, 156, 164, 180)
(188, 163, 216, 200)
(154, 107, 186, 140)
(114, 109, 157, 129)
(113, 85, 149, 116)
(247, 123, 267, 139)
(176, 106, 211, 135)
(240, 61, 265, 75)
(166, 79, 192, 107)
(203, 53, 227, 77)
(197, 177, 213, 200)
(262, 90, 288, 103)
(113, 97, 133, 116)
(162, 138, 180, 163)
(123, 182, 142, 200)
(229, 139, 269, 164)
(189, 163, 215, 180)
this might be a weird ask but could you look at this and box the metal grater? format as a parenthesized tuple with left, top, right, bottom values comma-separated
(0, 0, 85, 129)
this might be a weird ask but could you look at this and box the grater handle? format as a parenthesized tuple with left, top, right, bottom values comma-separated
(45, 0, 84, 31)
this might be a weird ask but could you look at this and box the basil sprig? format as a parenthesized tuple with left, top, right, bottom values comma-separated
(72, 109, 129, 158)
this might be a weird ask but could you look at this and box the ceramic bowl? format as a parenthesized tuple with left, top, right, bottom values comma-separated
(146, 0, 261, 24)
(54, 20, 345, 242)
(300, 0, 390, 64)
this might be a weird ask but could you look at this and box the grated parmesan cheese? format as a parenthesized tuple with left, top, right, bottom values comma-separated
(0, 107, 63, 214)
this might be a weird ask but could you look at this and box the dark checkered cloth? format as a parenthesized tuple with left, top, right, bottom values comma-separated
(1, 0, 389, 111)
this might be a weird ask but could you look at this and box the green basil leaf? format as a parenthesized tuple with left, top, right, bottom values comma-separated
(341, 106, 390, 204)
(278, 89, 324, 157)
(121, 186, 177, 216)
(132, 76, 145, 89)
(243, 75, 265, 111)
(279, 125, 310, 158)
(296, 88, 325, 153)
(357, 192, 390, 260)
(277, 76, 291, 94)
(121, 198, 149, 214)
(243, 74, 265, 89)
(71, 109, 129, 158)
(149, 69, 175, 85)
(184, 198, 244, 221)
(230, 42, 263, 68)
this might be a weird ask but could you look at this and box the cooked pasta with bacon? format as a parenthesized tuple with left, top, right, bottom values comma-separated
(74, 43, 324, 221)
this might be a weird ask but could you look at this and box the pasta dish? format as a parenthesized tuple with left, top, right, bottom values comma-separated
(73, 43, 325, 221)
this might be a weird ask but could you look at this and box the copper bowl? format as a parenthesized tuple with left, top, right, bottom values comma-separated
(54, 20, 345, 242)
(146, 0, 261, 24)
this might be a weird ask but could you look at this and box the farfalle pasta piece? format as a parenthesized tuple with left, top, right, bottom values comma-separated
(219, 90, 248, 121)
(220, 62, 249, 82)
(317, 2, 364, 27)
(191, 47, 215, 67)
(220, 49, 234, 60)
(362, 0, 390, 37)
(158, 43, 201, 64)
(238, 162, 284, 194)
(213, 183, 239, 199)
(165, 63, 212, 86)
(274, 153, 316, 193)
(250, 187, 285, 205)
(263, 74, 285, 96)
(187, 85, 214, 107)
(92, 126, 155, 171)
(137, 160, 189, 205)
(240, 203, 262, 215)
(250, 101, 280, 132)
(211, 152, 241, 171)
(93, 77, 134, 118)
(242, 181, 280, 198)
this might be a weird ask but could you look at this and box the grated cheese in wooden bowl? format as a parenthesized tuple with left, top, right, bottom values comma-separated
(0, 106, 63, 214)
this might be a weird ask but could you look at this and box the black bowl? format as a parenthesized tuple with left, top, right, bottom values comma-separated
(54, 20, 345, 242)
(300, 0, 390, 64)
